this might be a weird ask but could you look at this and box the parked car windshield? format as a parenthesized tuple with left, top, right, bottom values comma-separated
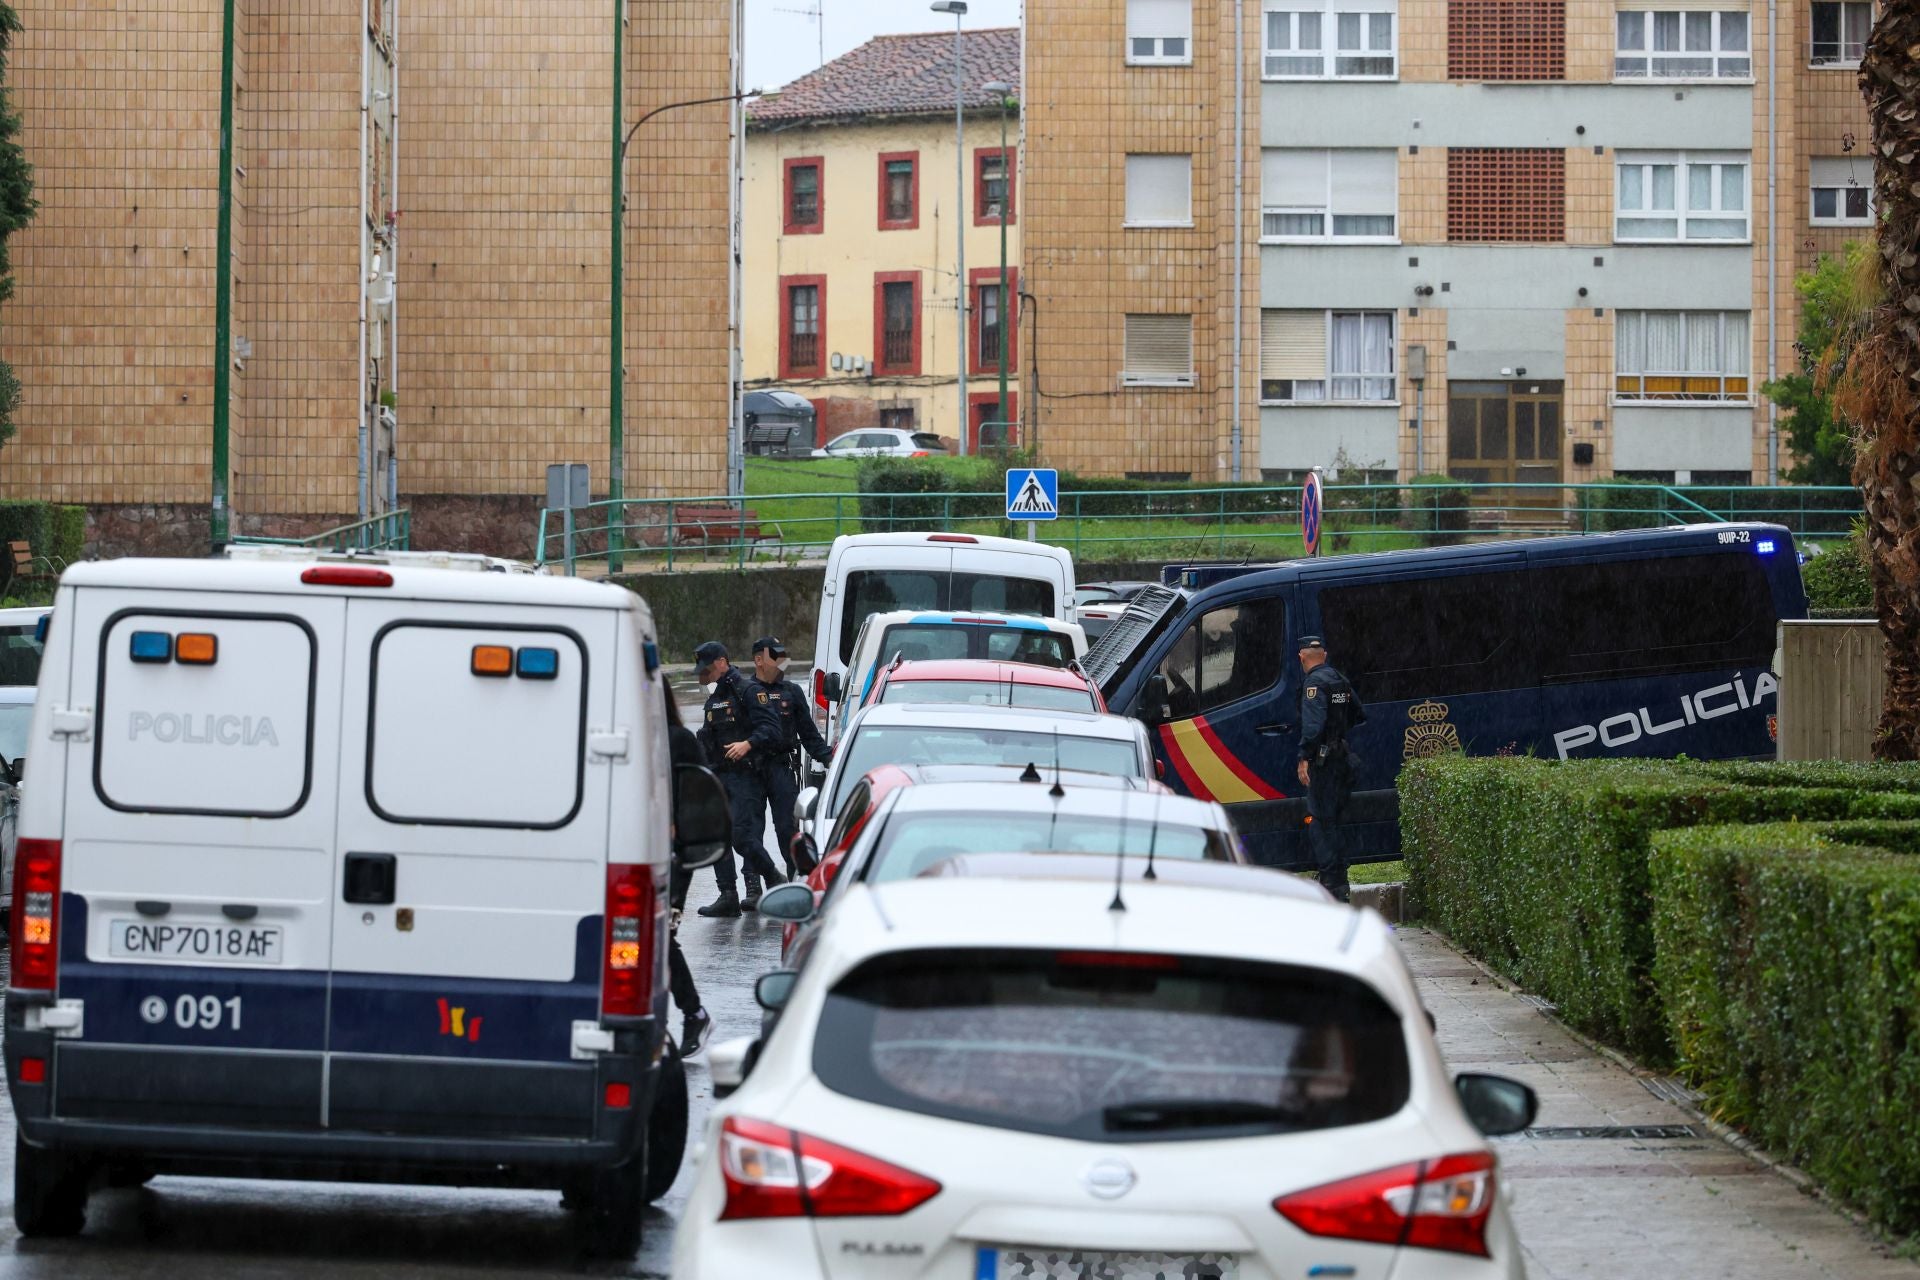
(867, 811, 1224, 881)
(829, 725, 1141, 817)
(814, 949, 1410, 1143)
(877, 679, 1096, 713)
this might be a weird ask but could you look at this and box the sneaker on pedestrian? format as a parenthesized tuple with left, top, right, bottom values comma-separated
(697, 889, 741, 919)
(680, 1007, 714, 1058)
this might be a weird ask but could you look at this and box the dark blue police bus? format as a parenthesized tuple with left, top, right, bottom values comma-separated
(1080, 523, 1808, 869)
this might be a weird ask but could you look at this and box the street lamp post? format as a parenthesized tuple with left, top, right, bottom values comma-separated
(931, 0, 968, 456)
(982, 80, 1013, 451)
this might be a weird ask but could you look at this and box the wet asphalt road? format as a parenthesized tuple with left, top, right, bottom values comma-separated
(0, 862, 787, 1278)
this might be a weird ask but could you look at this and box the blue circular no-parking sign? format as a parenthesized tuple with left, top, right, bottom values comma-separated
(1302, 471, 1324, 557)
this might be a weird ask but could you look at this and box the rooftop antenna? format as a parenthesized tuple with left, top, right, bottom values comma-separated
(773, 0, 825, 69)
(1109, 793, 1130, 913)
(1143, 792, 1162, 881)
(1049, 727, 1065, 798)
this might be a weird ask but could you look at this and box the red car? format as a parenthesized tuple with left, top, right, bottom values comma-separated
(862, 657, 1108, 714)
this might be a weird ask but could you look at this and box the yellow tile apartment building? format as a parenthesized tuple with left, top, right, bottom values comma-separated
(744, 29, 1023, 452)
(0, 0, 737, 555)
(1025, 0, 1874, 485)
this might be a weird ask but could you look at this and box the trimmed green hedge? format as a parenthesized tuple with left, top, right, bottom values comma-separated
(1652, 822, 1920, 1236)
(1401, 475, 1469, 546)
(1400, 757, 1920, 1061)
(1800, 532, 1872, 612)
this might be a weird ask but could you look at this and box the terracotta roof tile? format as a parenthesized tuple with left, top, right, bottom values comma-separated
(749, 28, 1020, 126)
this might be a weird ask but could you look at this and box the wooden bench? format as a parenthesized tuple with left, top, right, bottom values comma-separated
(5, 541, 62, 599)
(669, 506, 782, 554)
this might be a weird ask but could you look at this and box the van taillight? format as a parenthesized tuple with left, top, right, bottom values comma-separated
(926, 534, 977, 544)
(812, 667, 827, 710)
(10, 839, 62, 990)
(301, 565, 394, 588)
(602, 863, 661, 1018)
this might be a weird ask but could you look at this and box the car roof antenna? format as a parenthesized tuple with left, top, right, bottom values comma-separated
(1019, 760, 1043, 783)
(1143, 793, 1161, 881)
(1049, 728, 1065, 798)
(1110, 798, 1129, 913)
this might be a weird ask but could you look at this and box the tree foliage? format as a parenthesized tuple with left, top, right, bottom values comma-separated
(1763, 244, 1873, 486)
(0, 3, 37, 452)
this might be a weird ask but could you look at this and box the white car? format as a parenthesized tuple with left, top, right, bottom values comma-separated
(674, 866, 1537, 1279)
(831, 608, 1088, 737)
(812, 427, 949, 459)
(799, 702, 1156, 843)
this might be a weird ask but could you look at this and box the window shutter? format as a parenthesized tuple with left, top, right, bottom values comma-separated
(1331, 150, 1396, 215)
(1128, 0, 1192, 38)
(1125, 314, 1195, 380)
(1810, 156, 1869, 188)
(1125, 154, 1193, 224)
(1261, 310, 1328, 379)
(1615, 0, 1740, 11)
(1262, 149, 1327, 206)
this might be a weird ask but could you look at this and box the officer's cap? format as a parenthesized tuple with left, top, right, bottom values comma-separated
(1297, 635, 1327, 651)
(752, 636, 788, 657)
(693, 640, 728, 668)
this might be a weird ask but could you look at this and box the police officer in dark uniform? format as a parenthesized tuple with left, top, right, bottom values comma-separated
(749, 637, 833, 876)
(692, 641, 787, 918)
(1296, 635, 1365, 903)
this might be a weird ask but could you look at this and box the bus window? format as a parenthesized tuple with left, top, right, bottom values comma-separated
(1160, 598, 1288, 717)
(1537, 554, 1773, 683)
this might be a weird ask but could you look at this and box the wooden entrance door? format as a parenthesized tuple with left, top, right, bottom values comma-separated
(1446, 381, 1564, 507)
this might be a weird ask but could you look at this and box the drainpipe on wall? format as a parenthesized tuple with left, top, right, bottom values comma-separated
(358, 0, 371, 522)
(609, 0, 626, 571)
(1230, 0, 1246, 481)
(729, 0, 746, 497)
(390, 0, 402, 511)
(1766, 0, 1779, 484)
(211, 0, 236, 550)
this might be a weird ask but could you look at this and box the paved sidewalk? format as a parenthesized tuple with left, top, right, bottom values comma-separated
(1400, 926, 1919, 1279)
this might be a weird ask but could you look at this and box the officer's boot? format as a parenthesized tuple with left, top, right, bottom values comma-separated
(697, 888, 741, 919)
(742, 871, 764, 912)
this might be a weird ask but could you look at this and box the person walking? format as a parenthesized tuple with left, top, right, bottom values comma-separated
(692, 641, 787, 917)
(1295, 635, 1365, 903)
(749, 637, 833, 876)
(660, 677, 714, 1055)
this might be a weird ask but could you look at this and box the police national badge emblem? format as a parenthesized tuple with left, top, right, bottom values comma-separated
(757, 691, 769, 703)
(1305, 686, 1318, 699)
(1403, 699, 1461, 760)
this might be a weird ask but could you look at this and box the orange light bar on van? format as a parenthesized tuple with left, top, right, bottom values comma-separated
(471, 645, 514, 677)
(175, 633, 218, 665)
(301, 565, 394, 588)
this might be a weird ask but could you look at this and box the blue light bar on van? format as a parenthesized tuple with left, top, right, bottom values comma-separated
(1756, 539, 1777, 556)
(129, 631, 172, 664)
(516, 647, 560, 680)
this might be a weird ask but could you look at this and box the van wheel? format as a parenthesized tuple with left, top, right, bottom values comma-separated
(643, 1043, 689, 1203)
(581, 1155, 646, 1258)
(14, 1134, 89, 1237)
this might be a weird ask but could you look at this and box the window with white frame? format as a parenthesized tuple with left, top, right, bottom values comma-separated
(1123, 314, 1196, 385)
(1264, 0, 1397, 77)
(1128, 0, 1193, 62)
(1260, 310, 1396, 402)
(1811, 155, 1873, 225)
(1262, 149, 1398, 241)
(1616, 152, 1750, 241)
(1810, 0, 1871, 65)
(1615, 311, 1751, 401)
(1614, 9, 1751, 78)
(1125, 154, 1194, 226)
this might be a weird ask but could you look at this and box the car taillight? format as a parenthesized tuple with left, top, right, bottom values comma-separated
(812, 667, 828, 709)
(1275, 1152, 1497, 1258)
(718, 1116, 941, 1221)
(601, 862, 661, 1018)
(10, 838, 62, 990)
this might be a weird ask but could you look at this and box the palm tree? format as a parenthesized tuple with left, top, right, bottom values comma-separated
(1839, 0, 1920, 759)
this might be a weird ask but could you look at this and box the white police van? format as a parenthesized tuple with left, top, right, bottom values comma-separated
(4, 548, 730, 1255)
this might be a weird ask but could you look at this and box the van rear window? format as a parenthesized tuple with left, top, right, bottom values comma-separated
(96, 613, 315, 818)
(840, 571, 1057, 661)
(814, 949, 1409, 1143)
(367, 624, 586, 829)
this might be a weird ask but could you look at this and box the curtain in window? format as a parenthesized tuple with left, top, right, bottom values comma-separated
(1645, 313, 1684, 371)
(1722, 313, 1750, 376)
(1617, 311, 1645, 374)
(1685, 313, 1720, 371)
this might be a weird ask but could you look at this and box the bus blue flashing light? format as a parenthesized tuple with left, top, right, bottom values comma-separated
(129, 631, 172, 664)
(516, 647, 560, 680)
(1756, 539, 1777, 556)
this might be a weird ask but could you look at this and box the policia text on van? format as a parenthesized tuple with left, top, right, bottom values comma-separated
(1080, 524, 1807, 870)
(4, 551, 733, 1258)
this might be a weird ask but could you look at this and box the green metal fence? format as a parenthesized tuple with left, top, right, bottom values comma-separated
(232, 509, 412, 554)
(534, 484, 1860, 576)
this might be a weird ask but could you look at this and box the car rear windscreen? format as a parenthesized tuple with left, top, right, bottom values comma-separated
(829, 725, 1141, 817)
(876, 624, 1071, 668)
(814, 949, 1409, 1143)
(841, 571, 1058, 661)
(878, 679, 1096, 713)
(0, 622, 44, 688)
(869, 811, 1223, 880)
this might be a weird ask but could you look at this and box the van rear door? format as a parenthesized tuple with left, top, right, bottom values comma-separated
(56, 589, 345, 1129)
(949, 546, 1068, 619)
(326, 598, 617, 1139)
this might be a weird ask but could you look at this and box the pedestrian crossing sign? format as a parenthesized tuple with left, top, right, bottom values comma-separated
(1005, 468, 1059, 521)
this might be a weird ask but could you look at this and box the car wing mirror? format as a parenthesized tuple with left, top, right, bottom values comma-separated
(672, 764, 732, 870)
(792, 832, 821, 875)
(756, 883, 817, 923)
(796, 785, 820, 822)
(755, 969, 800, 1011)
(1455, 1073, 1538, 1137)
(709, 1035, 759, 1100)
(824, 672, 843, 703)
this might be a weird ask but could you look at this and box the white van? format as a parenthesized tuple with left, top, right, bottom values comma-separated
(3, 549, 730, 1256)
(808, 533, 1074, 740)
(832, 608, 1088, 737)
